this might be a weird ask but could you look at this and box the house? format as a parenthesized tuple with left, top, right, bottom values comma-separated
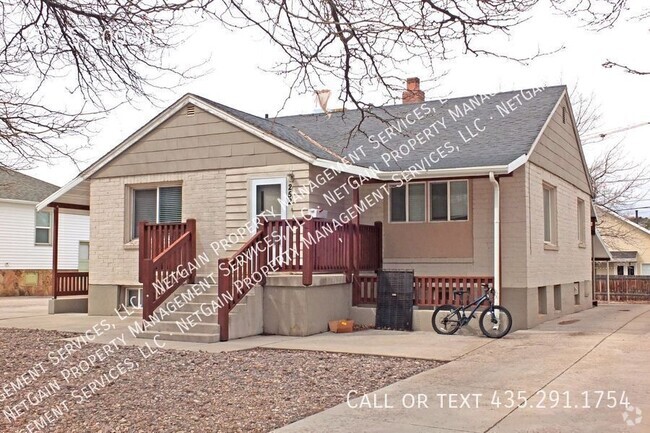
(0, 169, 89, 299)
(596, 208, 650, 276)
(38, 79, 594, 341)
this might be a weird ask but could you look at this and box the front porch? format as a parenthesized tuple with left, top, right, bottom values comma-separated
(137, 215, 495, 342)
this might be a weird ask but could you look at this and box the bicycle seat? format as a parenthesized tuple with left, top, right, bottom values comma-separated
(453, 290, 466, 296)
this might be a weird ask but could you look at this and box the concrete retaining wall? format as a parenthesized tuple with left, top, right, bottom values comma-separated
(264, 274, 351, 336)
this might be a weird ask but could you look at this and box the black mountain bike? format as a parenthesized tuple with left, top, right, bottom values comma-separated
(431, 284, 512, 338)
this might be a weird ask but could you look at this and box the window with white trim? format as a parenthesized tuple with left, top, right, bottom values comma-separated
(131, 186, 182, 239)
(429, 180, 468, 222)
(577, 198, 586, 246)
(543, 184, 557, 245)
(35, 211, 52, 245)
(389, 183, 425, 222)
(125, 287, 143, 308)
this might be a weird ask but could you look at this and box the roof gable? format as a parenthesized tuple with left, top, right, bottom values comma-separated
(528, 93, 592, 194)
(92, 103, 304, 179)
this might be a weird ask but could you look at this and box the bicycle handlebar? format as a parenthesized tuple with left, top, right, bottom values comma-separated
(481, 283, 494, 294)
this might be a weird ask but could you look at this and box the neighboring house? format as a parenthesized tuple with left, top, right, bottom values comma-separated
(0, 169, 89, 296)
(39, 80, 593, 341)
(596, 209, 650, 276)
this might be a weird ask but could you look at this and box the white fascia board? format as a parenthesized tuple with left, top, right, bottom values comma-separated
(312, 159, 380, 178)
(375, 164, 511, 181)
(36, 177, 87, 211)
(602, 207, 650, 237)
(507, 154, 528, 173)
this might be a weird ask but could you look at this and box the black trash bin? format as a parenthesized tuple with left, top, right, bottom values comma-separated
(375, 269, 414, 331)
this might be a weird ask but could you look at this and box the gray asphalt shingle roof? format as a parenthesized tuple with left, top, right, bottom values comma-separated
(0, 169, 59, 202)
(197, 85, 566, 172)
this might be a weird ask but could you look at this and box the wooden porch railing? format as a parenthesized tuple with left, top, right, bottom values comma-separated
(355, 275, 494, 307)
(53, 271, 89, 297)
(217, 223, 268, 341)
(140, 219, 197, 320)
(216, 217, 382, 341)
(263, 218, 381, 285)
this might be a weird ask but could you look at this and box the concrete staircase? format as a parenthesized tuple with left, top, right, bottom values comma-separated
(135, 277, 263, 343)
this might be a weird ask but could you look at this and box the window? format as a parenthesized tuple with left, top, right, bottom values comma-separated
(617, 266, 624, 276)
(553, 284, 562, 311)
(577, 199, 586, 246)
(78, 242, 89, 272)
(35, 211, 52, 245)
(389, 183, 425, 222)
(538, 286, 547, 315)
(574, 282, 580, 306)
(543, 184, 557, 245)
(256, 184, 282, 217)
(628, 266, 635, 276)
(429, 180, 468, 222)
(125, 288, 143, 308)
(131, 186, 182, 239)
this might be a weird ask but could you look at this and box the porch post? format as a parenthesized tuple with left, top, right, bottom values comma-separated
(352, 185, 360, 305)
(302, 219, 314, 286)
(606, 262, 610, 303)
(52, 206, 60, 299)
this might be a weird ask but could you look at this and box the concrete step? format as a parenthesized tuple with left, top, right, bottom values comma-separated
(145, 320, 220, 334)
(136, 330, 220, 343)
(164, 310, 219, 324)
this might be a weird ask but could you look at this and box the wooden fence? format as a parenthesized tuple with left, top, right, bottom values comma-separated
(355, 275, 494, 307)
(595, 276, 650, 303)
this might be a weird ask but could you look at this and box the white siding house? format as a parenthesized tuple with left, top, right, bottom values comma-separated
(0, 170, 90, 296)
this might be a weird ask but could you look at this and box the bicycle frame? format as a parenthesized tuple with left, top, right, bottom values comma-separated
(451, 291, 493, 323)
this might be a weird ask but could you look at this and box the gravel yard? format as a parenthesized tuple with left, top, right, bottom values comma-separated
(0, 328, 440, 433)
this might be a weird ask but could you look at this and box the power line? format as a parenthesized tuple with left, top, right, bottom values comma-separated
(582, 121, 650, 143)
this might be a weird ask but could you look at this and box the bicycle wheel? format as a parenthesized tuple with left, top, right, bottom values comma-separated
(479, 305, 512, 338)
(431, 305, 462, 335)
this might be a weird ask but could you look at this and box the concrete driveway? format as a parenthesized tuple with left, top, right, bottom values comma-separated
(0, 298, 648, 432)
(274, 304, 650, 433)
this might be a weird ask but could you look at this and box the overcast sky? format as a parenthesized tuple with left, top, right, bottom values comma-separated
(25, 5, 650, 215)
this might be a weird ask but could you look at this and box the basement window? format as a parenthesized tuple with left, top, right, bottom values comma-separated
(125, 287, 143, 309)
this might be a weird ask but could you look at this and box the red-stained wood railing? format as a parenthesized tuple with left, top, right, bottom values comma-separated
(217, 223, 267, 341)
(54, 271, 89, 297)
(359, 222, 382, 271)
(138, 220, 191, 283)
(354, 275, 494, 306)
(263, 218, 380, 285)
(140, 219, 197, 320)
(217, 217, 382, 341)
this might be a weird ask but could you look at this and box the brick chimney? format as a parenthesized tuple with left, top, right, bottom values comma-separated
(402, 77, 425, 104)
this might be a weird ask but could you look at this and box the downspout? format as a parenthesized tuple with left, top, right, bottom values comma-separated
(489, 172, 500, 305)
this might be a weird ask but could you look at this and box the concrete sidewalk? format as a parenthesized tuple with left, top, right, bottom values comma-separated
(0, 297, 490, 360)
(274, 304, 650, 433)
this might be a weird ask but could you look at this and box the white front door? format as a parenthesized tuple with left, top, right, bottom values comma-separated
(250, 178, 287, 227)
